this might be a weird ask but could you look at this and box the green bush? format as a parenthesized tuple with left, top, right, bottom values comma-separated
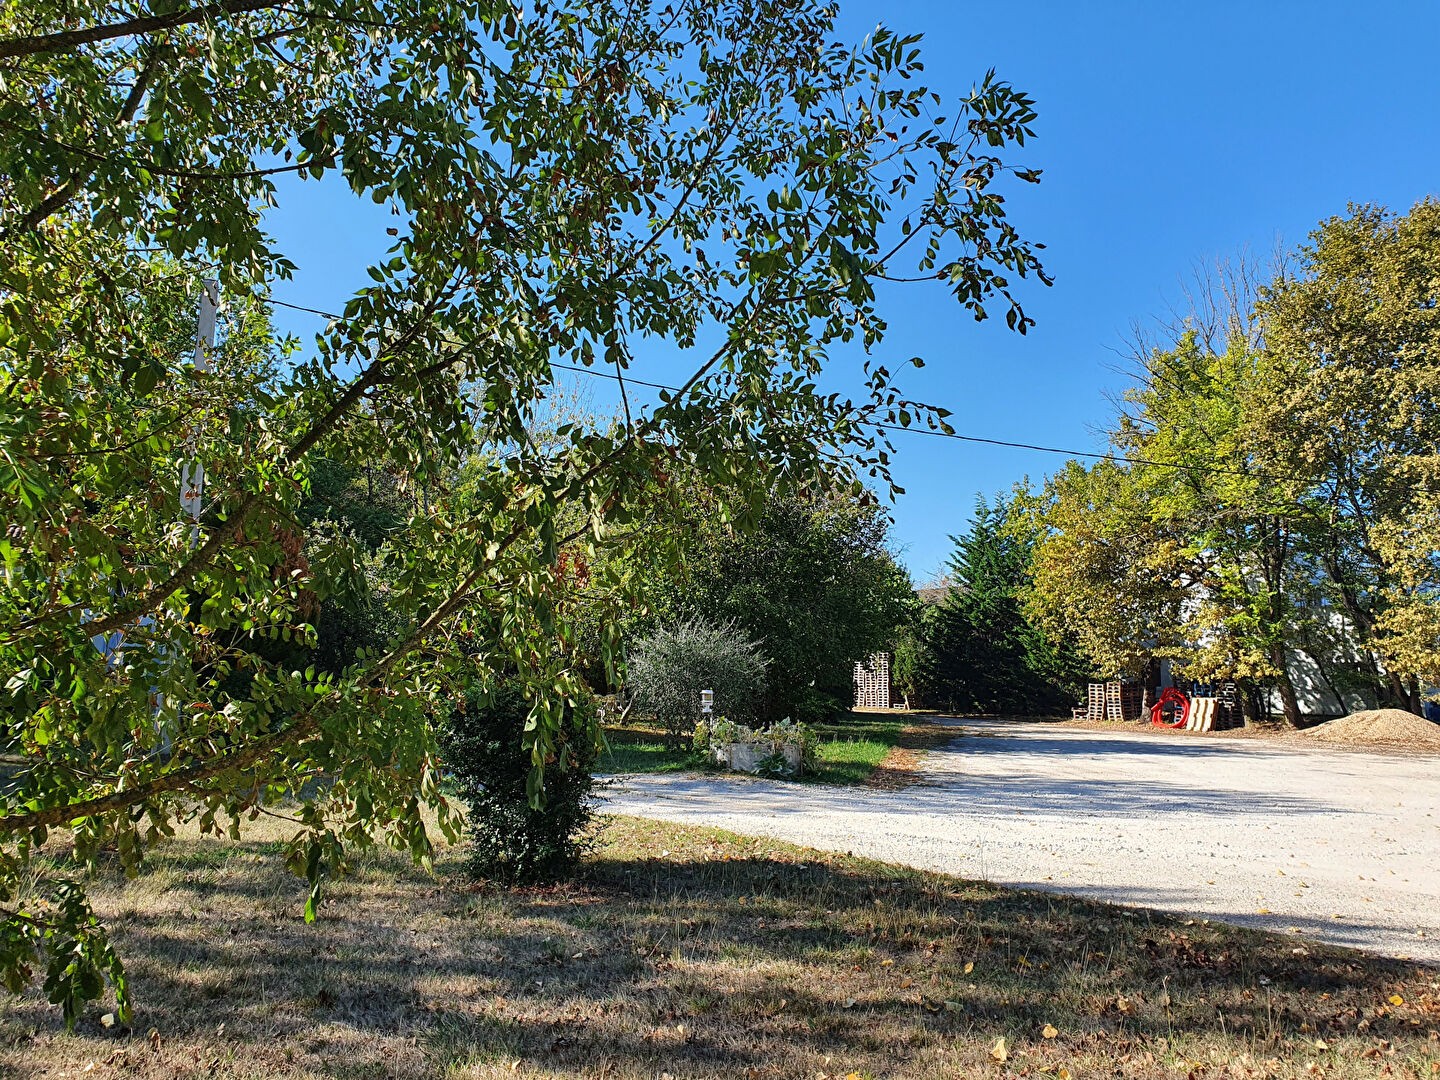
(443, 680, 600, 886)
(627, 617, 767, 747)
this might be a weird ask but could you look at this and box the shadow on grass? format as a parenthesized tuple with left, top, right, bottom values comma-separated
(3, 817, 1437, 1079)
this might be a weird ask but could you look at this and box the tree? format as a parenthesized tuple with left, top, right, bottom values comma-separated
(626, 616, 767, 746)
(1018, 459, 1190, 684)
(907, 496, 1086, 714)
(675, 490, 916, 723)
(1257, 201, 1440, 711)
(1022, 325, 1327, 726)
(0, 0, 1048, 1019)
(1021, 209, 1440, 721)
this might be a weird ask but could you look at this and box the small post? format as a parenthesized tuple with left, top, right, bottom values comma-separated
(180, 279, 219, 548)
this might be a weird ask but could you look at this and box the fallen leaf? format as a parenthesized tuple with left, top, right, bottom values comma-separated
(964, 961, 975, 974)
(943, 1000, 963, 1012)
(990, 1037, 1008, 1063)
(1057, 1069, 1072, 1080)
(880, 958, 894, 967)
(1389, 994, 1405, 1006)
(1315, 1039, 1328, 1050)
(100, 1013, 115, 1029)
(1042, 1023, 1059, 1039)
(842, 998, 857, 1009)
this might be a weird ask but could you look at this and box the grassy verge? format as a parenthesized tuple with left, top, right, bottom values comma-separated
(600, 711, 954, 786)
(807, 712, 910, 784)
(4, 815, 1436, 1079)
(597, 723, 693, 775)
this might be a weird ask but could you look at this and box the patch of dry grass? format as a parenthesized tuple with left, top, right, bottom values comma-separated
(3, 816, 1438, 1079)
(863, 722, 961, 790)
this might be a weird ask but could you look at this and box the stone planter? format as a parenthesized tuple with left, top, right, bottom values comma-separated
(714, 741, 803, 774)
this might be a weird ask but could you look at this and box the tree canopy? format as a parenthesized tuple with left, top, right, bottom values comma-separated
(672, 490, 915, 723)
(0, 0, 1048, 1019)
(1020, 201, 1440, 722)
(898, 495, 1086, 714)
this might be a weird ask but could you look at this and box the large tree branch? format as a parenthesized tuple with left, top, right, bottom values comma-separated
(0, 50, 160, 239)
(0, 0, 285, 59)
(0, 119, 341, 181)
(1, 717, 320, 832)
(6, 291, 448, 641)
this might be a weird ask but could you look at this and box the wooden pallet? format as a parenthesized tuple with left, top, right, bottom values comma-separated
(853, 652, 892, 709)
(1086, 681, 1143, 722)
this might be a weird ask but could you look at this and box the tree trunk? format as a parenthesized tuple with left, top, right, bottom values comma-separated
(1240, 682, 1260, 727)
(1303, 648, 1350, 716)
(1383, 670, 1410, 710)
(1270, 645, 1303, 728)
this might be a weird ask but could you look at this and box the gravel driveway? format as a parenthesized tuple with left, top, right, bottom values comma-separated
(602, 719, 1440, 963)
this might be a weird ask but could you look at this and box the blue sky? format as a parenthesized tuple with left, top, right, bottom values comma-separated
(263, 1, 1440, 581)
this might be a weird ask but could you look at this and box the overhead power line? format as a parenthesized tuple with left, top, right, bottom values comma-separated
(265, 294, 1303, 484)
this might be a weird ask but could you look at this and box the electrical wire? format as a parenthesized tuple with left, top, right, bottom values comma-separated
(265, 294, 1304, 484)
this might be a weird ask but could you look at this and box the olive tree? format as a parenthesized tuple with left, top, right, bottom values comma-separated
(0, 0, 1047, 1019)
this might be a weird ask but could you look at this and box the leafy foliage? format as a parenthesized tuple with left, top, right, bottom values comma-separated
(675, 491, 916, 722)
(627, 618, 766, 747)
(903, 497, 1086, 713)
(443, 679, 600, 886)
(0, 0, 1047, 1017)
(1021, 201, 1440, 719)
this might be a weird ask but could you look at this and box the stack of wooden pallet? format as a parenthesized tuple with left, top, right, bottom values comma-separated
(1084, 681, 1144, 722)
(852, 652, 892, 709)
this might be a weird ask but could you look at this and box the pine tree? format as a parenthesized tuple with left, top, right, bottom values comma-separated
(919, 497, 1087, 713)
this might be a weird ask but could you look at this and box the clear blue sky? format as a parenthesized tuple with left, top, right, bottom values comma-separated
(264, 1, 1440, 582)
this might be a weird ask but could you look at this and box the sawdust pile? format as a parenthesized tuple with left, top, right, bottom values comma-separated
(1302, 708, 1440, 750)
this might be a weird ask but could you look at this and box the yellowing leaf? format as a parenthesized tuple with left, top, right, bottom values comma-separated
(1042, 1023, 1059, 1039)
(1388, 993, 1405, 1006)
(1057, 1069, 1072, 1080)
(990, 1037, 1008, 1063)
(964, 961, 975, 974)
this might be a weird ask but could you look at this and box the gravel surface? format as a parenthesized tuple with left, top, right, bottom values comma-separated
(603, 718, 1440, 962)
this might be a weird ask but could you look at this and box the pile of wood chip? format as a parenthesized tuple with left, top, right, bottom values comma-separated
(1301, 708, 1440, 750)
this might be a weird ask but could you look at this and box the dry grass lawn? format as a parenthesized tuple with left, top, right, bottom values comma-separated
(3, 815, 1438, 1079)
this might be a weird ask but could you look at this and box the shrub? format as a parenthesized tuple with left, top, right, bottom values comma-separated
(627, 617, 767, 747)
(443, 680, 600, 886)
